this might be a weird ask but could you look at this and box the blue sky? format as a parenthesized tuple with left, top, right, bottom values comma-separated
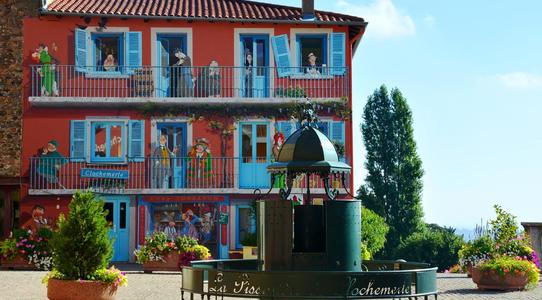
(261, 0, 542, 229)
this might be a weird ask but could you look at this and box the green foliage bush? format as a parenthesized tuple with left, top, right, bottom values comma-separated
(49, 191, 113, 280)
(395, 224, 465, 271)
(361, 207, 389, 259)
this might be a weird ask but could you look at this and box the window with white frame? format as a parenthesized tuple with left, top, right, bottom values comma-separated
(296, 34, 328, 73)
(70, 119, 145, 163)
(92, 33, 123, 72)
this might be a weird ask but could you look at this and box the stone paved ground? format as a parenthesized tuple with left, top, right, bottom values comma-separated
(0, 269, 541, 299)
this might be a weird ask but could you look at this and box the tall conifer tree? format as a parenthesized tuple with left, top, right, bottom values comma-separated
(358, 85, 424, 257)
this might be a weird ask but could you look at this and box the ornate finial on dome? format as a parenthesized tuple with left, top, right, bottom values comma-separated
(298, 99, 319, 128)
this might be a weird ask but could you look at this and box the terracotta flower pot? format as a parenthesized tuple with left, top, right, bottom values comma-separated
(0, 255, 35, 270)
(142, 252, 181, 273)
(47, 278, 118, 300)
(471, 267, 529, 291)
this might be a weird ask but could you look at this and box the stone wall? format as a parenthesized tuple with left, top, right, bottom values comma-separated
(0, 0, 40, 177)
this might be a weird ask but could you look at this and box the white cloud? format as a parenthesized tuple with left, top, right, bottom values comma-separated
(494, 72, 542, 89)
(335, 0, 416, 39)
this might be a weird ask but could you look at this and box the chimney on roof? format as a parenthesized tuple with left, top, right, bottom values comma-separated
(302, 0, 315, 20)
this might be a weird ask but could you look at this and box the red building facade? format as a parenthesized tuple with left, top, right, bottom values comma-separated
(20, 0, 366, 261)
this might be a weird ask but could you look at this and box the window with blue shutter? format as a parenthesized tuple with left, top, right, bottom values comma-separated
(316, 122, 329, 136)
(276, 121, 300, 139)
(271, 34, 292, 78)
(125, 32, 142, 74)
(70, 120, 87, 162)
(75, 29, 88, 73)
(330, 33, 346, 75)
(90, 121, 126, 163)
(128, 120, 145, 162)
(331, 121, 346, 161)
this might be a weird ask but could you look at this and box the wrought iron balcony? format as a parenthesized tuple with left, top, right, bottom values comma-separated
(28, 65, 349, 106)
(28, 156, 349, 195)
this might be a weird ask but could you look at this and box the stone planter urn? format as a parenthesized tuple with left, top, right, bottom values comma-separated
(47, 278, 119, 300)
(0, 255, 35, 270)
(142, 252, 181, 273)
(471, 267, 529, 291)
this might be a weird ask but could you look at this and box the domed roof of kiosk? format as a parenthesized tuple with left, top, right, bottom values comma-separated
(267, 125, 351, 174)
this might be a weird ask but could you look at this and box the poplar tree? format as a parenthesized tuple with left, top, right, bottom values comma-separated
(358, 85, 424, 257)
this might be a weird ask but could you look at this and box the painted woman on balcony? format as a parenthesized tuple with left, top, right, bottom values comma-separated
(36, 140, 67, 188)
(244, 50, 253, 97)
(172, 50, 194, 97)
(195, 60, 221, 97)
(33, 44, 59, 96)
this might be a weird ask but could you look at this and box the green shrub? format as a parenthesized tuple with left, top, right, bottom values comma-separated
(361, 207, 389, 259)
(49, 191, 113, 280)
(395, 224, 465, 271)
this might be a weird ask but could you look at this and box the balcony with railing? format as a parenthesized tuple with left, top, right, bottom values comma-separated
(28, 65, 349, 107)
(28, 156, 349, 195)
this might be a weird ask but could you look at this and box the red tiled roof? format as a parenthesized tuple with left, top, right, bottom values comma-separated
(44, 0, 365, 25)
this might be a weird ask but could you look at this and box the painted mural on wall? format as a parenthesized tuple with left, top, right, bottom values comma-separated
(150, 202, 217, 252)
(171, 50, 194, 97)
(195, 60, 221, 97)
(187, 138, 212, 187)
(35, 140, 67, 186)
(272, 130, 286, 188)
(31, 43, 60, 96)
(151, 134, 179, 189)
(244, 50, 253, 97)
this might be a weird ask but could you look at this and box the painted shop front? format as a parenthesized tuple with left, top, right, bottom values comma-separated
(137, 195, 230, 259)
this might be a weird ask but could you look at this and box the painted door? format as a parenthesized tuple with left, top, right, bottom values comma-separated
(157, 123, 187, 188)
(240, 35, 269, 98)
(239, 122, 270, 188)
(156, 34, 187, 97)
(236, 205, 256, 249)
(104, 196, 130, 262)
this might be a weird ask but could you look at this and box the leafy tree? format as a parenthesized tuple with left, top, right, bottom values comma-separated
(395, 224, 465, 271)
(49, 191, 113, 279)
(361, 207, 389, 259)
(358, 85, 424, 257)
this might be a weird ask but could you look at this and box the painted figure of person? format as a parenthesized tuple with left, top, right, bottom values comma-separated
(244, 50, 253, 97)
(272, 130, 286, 188)
(152, 134, 179, 189)
(31, 205, 49, 232)
(163, 221, 177, 241)
(172, 50, 194, 97)
(35, 44, 59, 96)
(187, 138, 212, 188)
(305, 52, 321, 76)
(199, 211, 214, 243)
(181, 209, 200, 240)
(196, 60, 221, 97)
(36, 140, 67, 187)
(103, 53, 117, 71)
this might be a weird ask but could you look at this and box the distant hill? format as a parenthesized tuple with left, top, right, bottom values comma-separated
(454, 228, 477, 241)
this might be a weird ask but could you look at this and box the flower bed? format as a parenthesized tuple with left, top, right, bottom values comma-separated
(135, 232, 211, 273)
(0, 227, 52, 270)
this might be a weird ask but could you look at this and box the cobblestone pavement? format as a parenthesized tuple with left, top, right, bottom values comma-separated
(0, 270, 541, 299)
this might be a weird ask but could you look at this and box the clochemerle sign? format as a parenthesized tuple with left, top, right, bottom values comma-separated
(182, 268, 433, 299)
(80, 168, 129, 180)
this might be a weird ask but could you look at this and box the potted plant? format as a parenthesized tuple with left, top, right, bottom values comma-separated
(461, 205, 540, 291)
(42, 191, 127, 300)
(472, 256, 539, 290)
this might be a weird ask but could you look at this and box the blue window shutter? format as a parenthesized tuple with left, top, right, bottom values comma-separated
(125, 32, 142, 74)
(316, 122, 329, 137)
(70, 120, 87, 162)
(75, 29, 88, 73)
(330, 33, 346, 75)
(331, 121, 345, 143)
(271, 34, 292, 78)
(129, 120, 145, 162)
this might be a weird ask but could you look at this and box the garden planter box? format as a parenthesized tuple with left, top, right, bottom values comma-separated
(142, 252, 181, 273)
(471, 267, 529, 291)
(0, 255, 36, 270)
(242, 246, 258, 259)
(47, 278, 118, 300)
